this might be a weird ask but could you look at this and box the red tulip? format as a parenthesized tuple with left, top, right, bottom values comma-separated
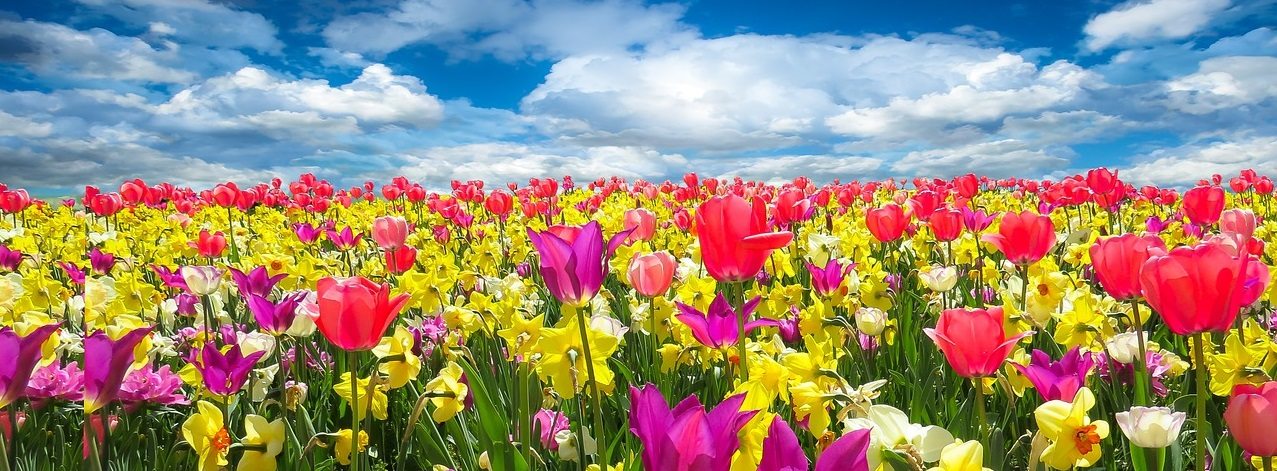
(982, 210, 1056, 266)
(624, 208, 657, 242)
(928, 207, 963, 242)
(1220, 209, 1257, 244)
(1183, 185, 1225, 226)
(924, 307, 1030, 378)
(190, 230, 227, 258)
(1089, 234, 1166, 301)
(1139, 242, 1270, 335)
(371, 216, 409, 250)
(385, 246, 418, 275)
(628, 251, 676, 297)
(1255, 177, 1274, 195)
(1086, 167, 1118, 194)
(695, 195, 793, 283)
(485, 190, 514, 220)
(773, 188, 812, 226)
(1225, 382, 1277, 457)
(315, 276, 410, 351)
(865, 204, 907, 243)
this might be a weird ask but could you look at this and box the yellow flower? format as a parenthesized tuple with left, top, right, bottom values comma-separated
(424, 361, 469, 423)
(372, 326, 421, 389)
(1034, 387, 1109, 470)
(333, 372, 388, 421)
(181, 400, 231, 471)
(238, 414, 285, 471)
(1053, 292, 1113, 351)
(734, 354, 792, 409)
(791, 381, 831, 436)
(334, 428, 369, 466)
(674, 273, 717, 311)
(1208, 332, 1271, 396)
(533, 312, 619, 399)
(497, 313, 544, 359)
(928, 440, 992, 471)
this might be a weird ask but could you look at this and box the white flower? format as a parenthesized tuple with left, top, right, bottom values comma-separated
(239, 331, 277, 360)
(0, 272, 24, 310)
(0, 227, 24, 242)
(806, 232, 842, 266)
(181, 266, 223, 296)
(919, 266, 958, 292)
(87, 230, 115, 245)
(248, 364, 280, 403)
(855, 307, 888, 336)
(1115, 406, 1185, 448)
(554, 427, 596, 462)
(590, 315, 629, 340)
(286, 290, 319, 338)
(845, 404, 954, 470)
(1106, 332, 1147, 365)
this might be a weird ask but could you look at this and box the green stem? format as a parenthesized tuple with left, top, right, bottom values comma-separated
(1132, 301, 1150, 406)
(973, 378, 987, 461)
(1193, 333, 1207, 471)
(733, 282, 750, 382)
(573, 306, 606, 465)
(349, 350, 361, 471)
(1263, 456, 1273, 471)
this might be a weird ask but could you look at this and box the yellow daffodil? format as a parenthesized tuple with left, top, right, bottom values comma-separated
(333, 372, 388, 421)
(372, 325, 421, 389)
(238, 414, 285, 471)
(1034, 387, 1109, 469)
(334, 428, 369, 466)
(181, 400, 231, 471)
(533, 313, 619, 399)
(928, 440, 992, 471)
(424, 361, 469, 422)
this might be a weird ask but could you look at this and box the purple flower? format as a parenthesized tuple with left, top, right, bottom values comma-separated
(118, 364, 188, 407)
(1097, 351, 1171, 397)
(628, 384, 758, 471)
(532, 409, 570, 450)
(758, 415, 808, 470)
(526, 221, 633, 306)
(150, 264, 187, 291)
(412, 315, 449, 357)
(961, 207, 997, 233)
(0, 246, 21, 272)
(0, 324, 61, 409)
(776, 309, 801, 345)
(89, 248, 116, 275)
(84, 327, 154, 413)
(174, 293, 199, 316)
(675, 294, 776, 349)
(514, 262, 532, 278)
(1012, 347, 1095, 402)
(884, 273, 901, 292)
(325, 226, 363, 250)
(59, 262, 85, 285)
(858, 332, 879, 353)
(230, 266, 287, 299)
(1145, 215, 1170, 234)
(815, 428, 871, 471)
(25, 361, 84, 404)
(807, 259, 854, 297)
(247, 291, 306, 335)
(194, 342, 265, 397)
(293, 222, 323, 244)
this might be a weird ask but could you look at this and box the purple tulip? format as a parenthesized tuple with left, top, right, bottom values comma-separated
(325, 226, 362, 250)
(1145, 215, 1170, 234)
(175, 293, 199, 316)
(628, 383, 758, 471)
(84, 327, 154, 413)
(59, 262, 86, 285)
(293, 222, 323, 244)
(88, 247, 116, 275)
(526, 221, 633, 307)
(776, 310, 801, 345)
(195, 342, 265, 397)
(230, 266, 287, 299)
(675, 294, 777, 349)
(961, 207, 997, 233)
(0, 246, 21, 272)
(247, 291, 305, 334)
(0, 324, 61, 408)
(532, 409, 570, 450)
(25, 361, 84, 404)
(150, 264, 187, 290)
(806, 259, 854, 297)
(758, 415, 808, 470)
(1012, 347, 1095, 402)
(1098, 350, 1171, 397)
(118, 364, 188, 407)
(814, 428, 871, 471)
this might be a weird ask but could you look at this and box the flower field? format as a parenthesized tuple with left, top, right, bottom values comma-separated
(4, 169, 1277, 470)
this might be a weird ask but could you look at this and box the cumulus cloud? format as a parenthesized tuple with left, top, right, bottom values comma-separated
(75, 0, 284, 54)
(1165, 55, 1277, 113)
(1083, 0, 1232, 51)
(0, 19, 196, 83)
(322, 0, 697, 60)
(1123, 134, 1277, 186)
(390, 143, 689, 187)
(890, 139, 1073, 179)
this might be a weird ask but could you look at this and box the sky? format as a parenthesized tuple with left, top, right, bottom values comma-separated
(0, 0, 1275, 196)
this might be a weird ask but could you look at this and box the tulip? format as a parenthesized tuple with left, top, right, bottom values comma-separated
(1089, 234, 1166, 301)
(925, 307, 1030, 378)
(773, 188, 812, 227)
(326, 226, 363, 251)
(371, 216, 409, 249)
(1116, 406, 1185, 449)
(814, 428, 872, 471)
(191, 229, 227, 258)
(0, 246, 19, 272)
(982, 210, 1055, 266)
(247, 292, 306, 335)
(0, 324, 60, 408)
(1183, 185, 1225, 226)
(229, 266, 286, 299)
(181, 266, 224, 296)
(88, 248, 116, 275)
(1220, 208, 1257, 244)
(484, 190, 514, 220)
(84, 327, 155, 414)
(807, 259, 853, 297)
(758, 415, 808, 470)
(195, 342, 266, 397)
(1139, 242, 1269, 335)
(527, 221, 632, 307)
(533, 409, 570, 450)
(316, 276, 411, 351)
(961, 207, 996, 233)
(628, 384, 758, 471)
(918, 265, 958, 292)
(627, 251, 676, 297)
(674, 294, 776, 349)
(695, 195, 793, 283)
(865, 204, 907, 243)
(1225, 382, 1277, 457)
(928, 208, 964, 242)
(623, 208, 657, 242)
(1012, 347, 1095, 402)
(293, 222, 323, 244)
(385, 246, 418, 275)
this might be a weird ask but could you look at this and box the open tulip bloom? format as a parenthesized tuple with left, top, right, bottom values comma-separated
(23, 168, 1277, 470)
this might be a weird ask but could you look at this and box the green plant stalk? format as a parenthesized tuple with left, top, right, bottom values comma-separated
(973, 378, 987, 444)
(733, 281, 749, 381)
(572, 305, 607, 465)
(1193, 333, 1207, 471)
(1131, 301, 1150, 406)
(349, 350, 361, 471)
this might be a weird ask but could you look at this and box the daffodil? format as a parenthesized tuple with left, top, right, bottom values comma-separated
(1207, 332, 1271, 396)
(181, 400, 231, 471)
(533, 312, 619, 399)
(424, 361, 469, 422)
(372, 325, 421, 388)
(1033, 387, 1109, 469)
(333, 372, 388, 421)
(239, 414, 285, 471)
(928, 440, 992, 471)
(497, 313, 544, 359)
(334, 428, 369, 466)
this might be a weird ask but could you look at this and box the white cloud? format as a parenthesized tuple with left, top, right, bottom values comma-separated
(710, 154, 885, 184)
(322, 0, 697, 60)
(390, 143, 689, 187)
(75, 0, 284, 54)
(1165, 56, 1277, 113)
(155, 64, 445, 129)
(1123, 134, 1277, 186)
(0, 111, 53, 138)
(890, 139, 1072, 178)
(1083, 0, 1231, 51)
(0, 19, 196, 83)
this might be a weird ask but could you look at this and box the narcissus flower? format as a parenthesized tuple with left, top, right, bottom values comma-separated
(1034, 387, 1109, 470)
(182, 400, 231, 471)
(424, 361, 469, 422)
(372, 325, 421, 389)
(334, 429, 369, 466)
(239, 414, 286, 471)
(927, 440, 992, 471)
(534, 312, 619, 398)
(333, 372, 388, 422)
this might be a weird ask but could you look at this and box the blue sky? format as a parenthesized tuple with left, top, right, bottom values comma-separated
(1, 0, 1275, 196)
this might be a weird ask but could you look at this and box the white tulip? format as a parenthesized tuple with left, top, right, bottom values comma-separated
(1106, 332, 1147, 365)
(855, 307, 889, 336)
(181, 266, 223, 296)
(919, 266, 959, 292)
(1115, 406, 1185, 448)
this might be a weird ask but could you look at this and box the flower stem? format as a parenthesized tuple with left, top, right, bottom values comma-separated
(733, 281, 750, 382)
(1193, 333, 1207, 471)
(1131, 301, 1150, 406)
(348, 350, 361, 471)
(573, 306, 606, 465)
(973, 377, 986, 440)
(1263, 456, 1273, 471)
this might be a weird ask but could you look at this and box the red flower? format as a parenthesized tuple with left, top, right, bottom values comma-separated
(1183, 185, 1225, 226)
(982, 210, 1055, 266)
(1139, 242, 1270, 335)
(695, 195, 793, 283)
(1089, 234, 1166, 301)
(627, 251, 676, 297)
(865, 204, 907, 243)
(385, 246, 418, 275)
(371, 216, 409, 250)
(1225, 382, 1277, 457)
(316, 276, 411, 351)
(927, 207, 963, 242)
(924, 307, 1030, 378)
(190, 230, 227, 258)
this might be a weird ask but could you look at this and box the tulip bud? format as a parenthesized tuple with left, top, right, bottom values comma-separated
(919, 266, 958, 292)
(180, 266, 223, 296)
(1115, 406, 1186, 449)
(855, 307, 888, 336)
(1105, 332, 1146, 364)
